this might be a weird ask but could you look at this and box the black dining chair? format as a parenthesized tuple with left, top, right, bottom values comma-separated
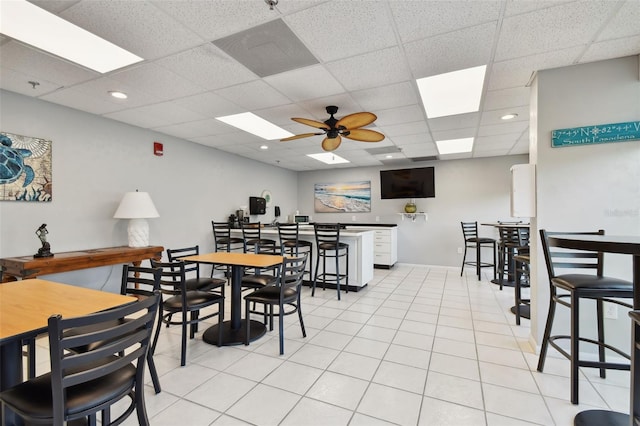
(538, 229, 633, 404)
(63, 265, 163, 394)
(212, 220, 245, 277)
(167, 245, 227, 298)
(0, 292, 161, 426)
(244, 252, 308, 355)
(460, 221, 496, 281)
(151, 259, 224, 366)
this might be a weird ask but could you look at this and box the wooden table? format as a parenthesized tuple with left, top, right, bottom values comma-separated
(0, 279, 135, 425)
(0, 245, 163, 281)
(548, 234, 640, 426)
(180, 252, 283, 346)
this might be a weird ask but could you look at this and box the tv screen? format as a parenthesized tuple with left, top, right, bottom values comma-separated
(380, 167, 435, 199)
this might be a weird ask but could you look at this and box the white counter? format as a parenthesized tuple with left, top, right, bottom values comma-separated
(230, 227, 374, 289)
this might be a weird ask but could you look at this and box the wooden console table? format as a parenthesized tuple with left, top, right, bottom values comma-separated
(0, 246, 164, 281)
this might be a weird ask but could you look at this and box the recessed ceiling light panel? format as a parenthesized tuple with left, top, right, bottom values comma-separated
(307, 153, 350, 165)
(109, 91, 128, 99)
(216, 112, 293, 140)
(417, 65, 487, 119)
(501, 113, 518, 120)
(436, 137, 474, 155)
(0, 0, 143, 73)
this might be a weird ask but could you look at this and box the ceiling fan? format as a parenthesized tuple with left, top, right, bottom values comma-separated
(280, 106, 385, 152)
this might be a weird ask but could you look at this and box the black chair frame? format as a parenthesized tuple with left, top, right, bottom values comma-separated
(313, 223, 349, 300)
(460, 221, 496, 281)
(278, 222, 313, 282)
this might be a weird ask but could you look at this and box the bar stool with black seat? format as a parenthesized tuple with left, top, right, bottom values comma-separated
(460, 221, 496, 281)
(538, 229, 633, 404)
(278, 222, 313, 282)
(212, 221, 244, 277)
(497, 226, 529, 289)
(0, 291, 161, 426)
(313, 223, 349, 300)
(513, 249, 530, 325)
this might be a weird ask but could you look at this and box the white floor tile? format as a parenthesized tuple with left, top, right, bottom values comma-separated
(357, 382, 423, 425)
(306, 371, 369, 410)
(424, 371, 484, 410)
(419, 397, 487, 426)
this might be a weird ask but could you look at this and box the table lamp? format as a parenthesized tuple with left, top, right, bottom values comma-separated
(113, 190, 159, 247)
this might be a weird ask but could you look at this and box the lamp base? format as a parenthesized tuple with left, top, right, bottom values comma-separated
(127, 218, 150, 247)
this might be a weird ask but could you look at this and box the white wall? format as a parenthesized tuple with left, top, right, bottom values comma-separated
(0, 90, 298, 291)
(297, 155, 528, 266)
(530, 55, 640, 352)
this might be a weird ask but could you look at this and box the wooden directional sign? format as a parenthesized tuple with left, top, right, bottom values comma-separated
(551, 121, 640, 148)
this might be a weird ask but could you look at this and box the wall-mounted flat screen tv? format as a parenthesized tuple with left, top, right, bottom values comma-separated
(380, 167, 435, 199)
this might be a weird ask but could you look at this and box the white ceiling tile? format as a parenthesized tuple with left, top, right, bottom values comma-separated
(173, 92, 245, 118)
(480, 106, 530, 125)
(391, 0, 503, 42)
(377, 121, 429, 138)
(478, 121, 529, 137)
(110, 63, 204, 102)
(264, 65, 344, 102)
(375, 105, 425, 127)
(405, 22, 497, 79)
(0, 41, 98, 87)
(392, 133, 434, 146)
(156, 44, 258, 91)
(296, 94, 361, 121)
(504, 1, 574, 17)
(60, 76, 163, 109)
(351, 82, 418, 112)
(595, 0, 640, 41)
(215, 80, 291, 110)
(152, 118, 231, 139)
(474, 134, 521, 151)
(255, 104, 315, 127)
(473, 149, 510, 158)
(580, 36, 640, 64)
(400, 144, 439, 158)
(326, 47, 412, 91)
(0, 67, 62, 97)
(40, 86, 124, 115)
(428, 113, 480, 132)
(285, 1, 397, 62)
(483, 87, 530, 111)
(432, 128, 477, 141)
(495, 1, 620, 61)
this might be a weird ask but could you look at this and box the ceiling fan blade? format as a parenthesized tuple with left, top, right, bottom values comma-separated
(344, 129, 385, 142)
(336, 112, 377, 129)
(321, 135, 342, 151)
(292, 117, 330, 130)
(280, 133, 322, 142)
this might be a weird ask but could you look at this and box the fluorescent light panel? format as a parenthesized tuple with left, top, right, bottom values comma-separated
(307, 153, 350, 165)
(436, 137, 474, 155)
(417, 65, 487, 118)
(0, 0, 142, 73)
(216, 112, 293, 140)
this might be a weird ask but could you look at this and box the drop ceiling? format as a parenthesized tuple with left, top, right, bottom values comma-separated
(1, 0, 638, 171)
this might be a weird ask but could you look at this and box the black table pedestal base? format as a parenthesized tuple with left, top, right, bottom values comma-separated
(491, 279, 515, 287)
(203, 320, 266, 346)
(573, 409, 629, 426)
(510, 305, 530, 319)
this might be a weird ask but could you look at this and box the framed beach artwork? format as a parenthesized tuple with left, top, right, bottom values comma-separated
(0, 131, 52, 202)
(314, 181, 371, 213)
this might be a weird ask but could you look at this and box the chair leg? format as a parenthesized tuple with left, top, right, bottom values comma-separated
(570, 292, 579, 404)
(335, 250, 341, 301)
(245, 299, 251, 346)
(279, 303, 284, 355)
(537, 288, 557, 372)
(147, 352, 162, 393)
(492, 242, 497, 280)
(460, 245, 467, 276)
(312, 251, 320, 297)
(135, 380, 151, 426)
(345, 248, 349, 294)
(181, 319, 187, 367)
(298, 296, 306, 339)
(475, 243, 481, 280)
(515, 263, 522, 326)
(596, 299, 606, 378)
(218, 302, 223, 348)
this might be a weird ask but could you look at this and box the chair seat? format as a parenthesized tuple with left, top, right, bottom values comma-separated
(552, 274, 633, 292)
(242, 274, 277, 288)
(318, 242, 349, 250)
(163, 291, 223, 310)
(185, 277, 225, 292)
(282, 240, 312, 249)
(216, 237, 243, 245)
(0, 357, 135, 420)
(466, 237, 496, 244)
(245, 285, 297, 304)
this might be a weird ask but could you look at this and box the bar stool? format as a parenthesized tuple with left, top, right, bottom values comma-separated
(538, 229, 633, 404)
(313, 223, 349, 300)
(513, 251, 530, 325)
(211, 221, 244, 277)
(278, 222, 313, 282)
(497, 226, 529, 289)
(460, 221, 496, 281)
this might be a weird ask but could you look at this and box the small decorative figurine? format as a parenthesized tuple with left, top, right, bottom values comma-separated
(34, 223, 54, 258)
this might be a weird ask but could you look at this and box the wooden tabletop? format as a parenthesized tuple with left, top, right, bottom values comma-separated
(0, 279, 135, 341)
(181, 252, 283, 268)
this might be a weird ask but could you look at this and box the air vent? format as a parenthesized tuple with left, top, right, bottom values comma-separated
(365, 146, 401, 155)
(410, 156, 438, 162)
(380, 158, 413, 166)
(212, 19, 318, 78)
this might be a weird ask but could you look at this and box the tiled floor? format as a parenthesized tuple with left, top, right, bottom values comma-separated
(34, 264, 630, 425)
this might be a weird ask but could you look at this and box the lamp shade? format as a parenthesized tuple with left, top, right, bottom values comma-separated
(113, 191, 159, 219)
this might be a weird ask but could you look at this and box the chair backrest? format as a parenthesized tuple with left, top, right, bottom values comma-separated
(47, 292, 160, 424)
(279, 252, 309, 296)
(212, 221, 231, 241)
(121, 265, 161, 299)
(150, 259, 188, 297)
(499, 226, 527, 248)
(461, 222, 479, 240)
(241, 222, 262, 241)
(314, 223, 341, 246)
(539, 229, 605, 280)
(167, 246, 201, 279)
(278, 222, 299, 245)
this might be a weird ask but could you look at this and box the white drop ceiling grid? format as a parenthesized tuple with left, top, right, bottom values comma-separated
(0, 0, 638, 171)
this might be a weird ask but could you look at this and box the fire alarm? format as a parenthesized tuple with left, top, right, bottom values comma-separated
(153, 142, 163, 156)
